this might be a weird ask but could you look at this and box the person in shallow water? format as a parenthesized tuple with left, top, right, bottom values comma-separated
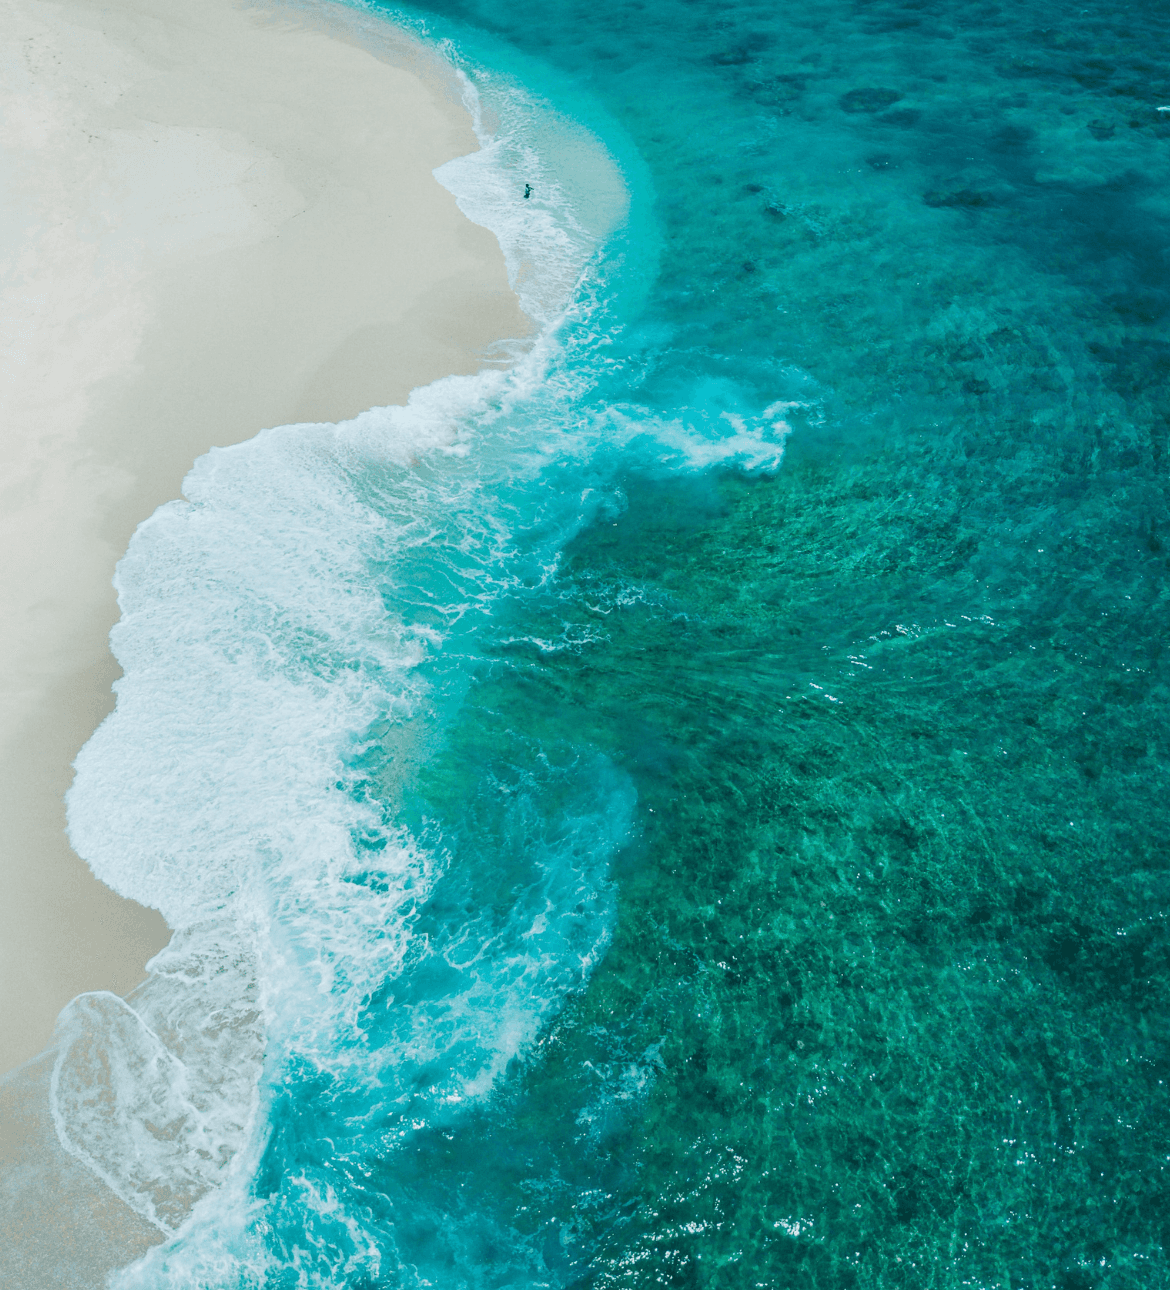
(523, 182, 532, 198)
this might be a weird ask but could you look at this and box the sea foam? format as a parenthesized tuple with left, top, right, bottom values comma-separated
(59, 47, 632, 1286)
(58, 31, 793, 1286)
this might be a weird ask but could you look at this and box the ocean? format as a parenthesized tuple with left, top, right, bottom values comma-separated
(60, 0, 1170, 1285)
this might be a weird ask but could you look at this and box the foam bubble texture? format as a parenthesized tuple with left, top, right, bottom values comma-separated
(59, 37, 792, 1281)
(65, 351, 632, 1281)
(51, 924, 264, 1233)
(436, 68, 628, 326)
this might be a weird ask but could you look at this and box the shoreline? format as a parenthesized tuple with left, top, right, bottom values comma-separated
(0, 0, 528, 1081)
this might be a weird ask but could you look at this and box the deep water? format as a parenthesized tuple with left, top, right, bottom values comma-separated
(65, 0, 1170, 1286)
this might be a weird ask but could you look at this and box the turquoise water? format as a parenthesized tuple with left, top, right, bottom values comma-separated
(61, 0, 1170, 1285)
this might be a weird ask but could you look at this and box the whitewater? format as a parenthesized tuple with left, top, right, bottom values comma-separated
(58, 38, 791, 1287)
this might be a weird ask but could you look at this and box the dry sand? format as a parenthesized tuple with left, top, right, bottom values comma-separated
(0, 0, 530, 1093)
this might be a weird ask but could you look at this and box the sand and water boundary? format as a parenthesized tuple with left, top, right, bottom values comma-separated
(0, 0, 528, 1278)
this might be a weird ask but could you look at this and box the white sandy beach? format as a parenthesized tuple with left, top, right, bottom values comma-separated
(0, 0, 528, 1278)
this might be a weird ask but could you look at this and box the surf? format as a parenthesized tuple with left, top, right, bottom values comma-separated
(55, 10, 797, 1280)
(59, 42, 632, 1285)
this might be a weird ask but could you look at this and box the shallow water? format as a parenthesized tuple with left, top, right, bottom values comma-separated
(63, 0, 1170, 1284)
